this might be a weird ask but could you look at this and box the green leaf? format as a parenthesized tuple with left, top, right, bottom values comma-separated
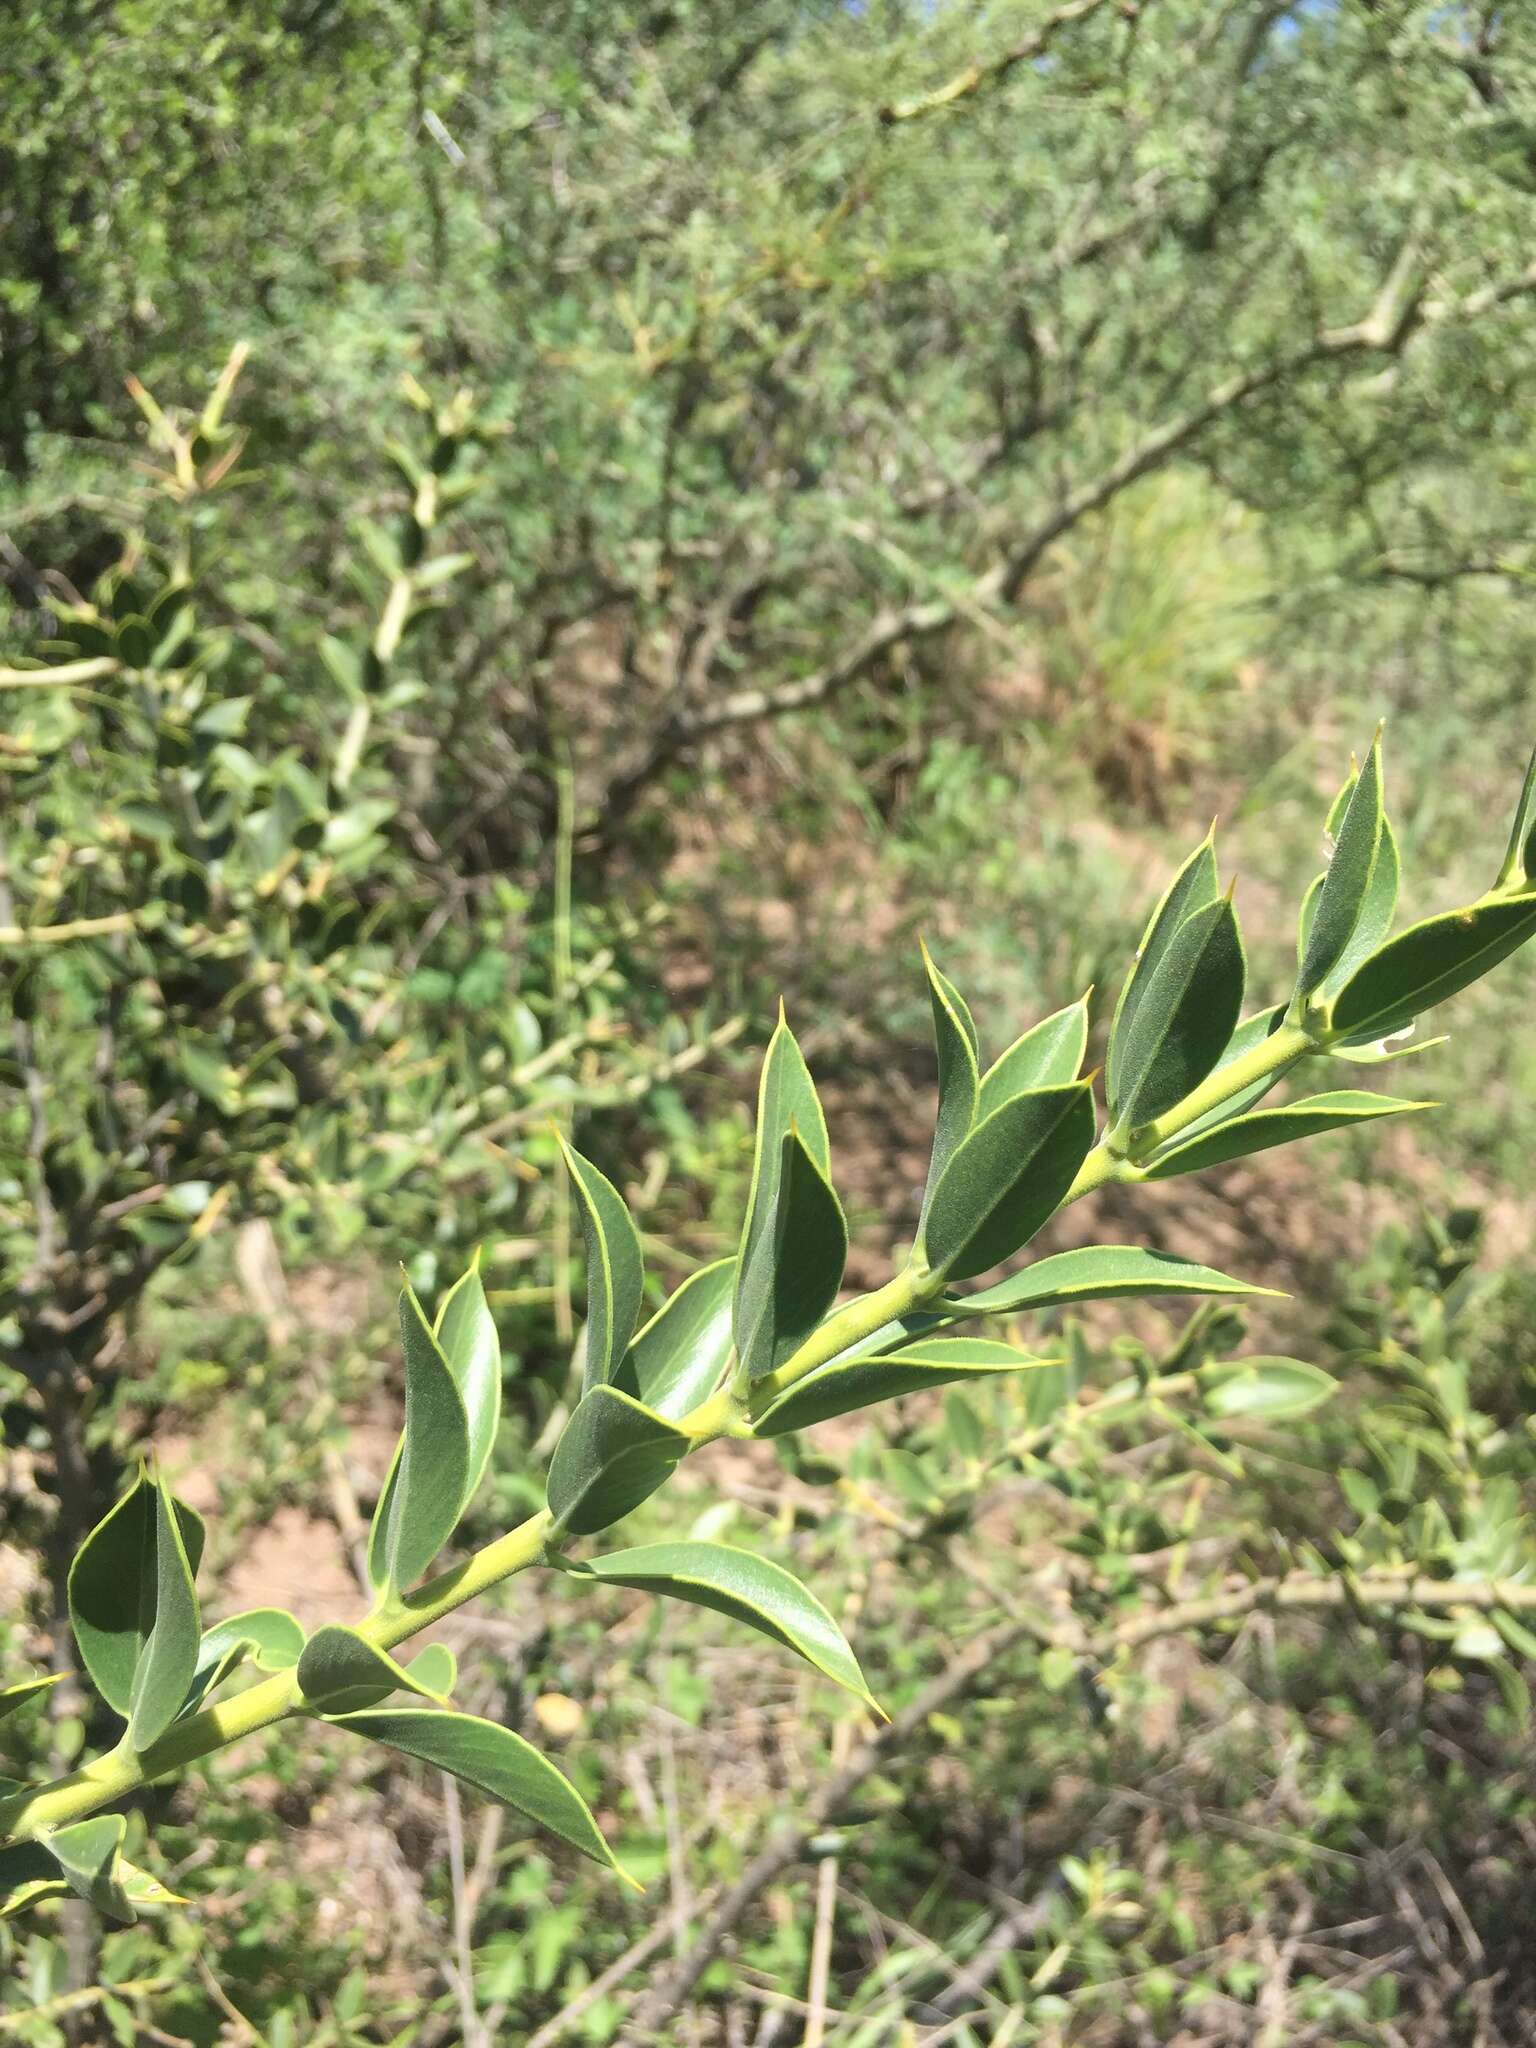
(753, 1338, 1049, 1437)
(1105, 832, 1219, 1113)
(1159, 1004, 1289, 1141)
(558, 1140, 644, 1396)
(116, 1858, 187, 1912)
(325, 1708, 633, 1881)
(404, 1643, 458, 1695)
(924, 1083, 1095, 1280)
(298, 1624, 452, 1715)
(1109, 894, 1246, 1133)
(126, 1477, 203, 1750)
(1331, 896, 1536, 1041)
(566, 1541, 880, 1711)
(0, 1845, 71, 1920)
(1297, 735, 1388, 997)
(1496, 745, 1536, 889)
(947, 1245, 1276, 1317)
(197, 1608, 305, 1675)
(47, 1815, 131, 1922)
(68, 1470, 205, 1727)
(734, 1010, 831, 1372)
(1143, 1090, 1432, 1179)
(434, 1251, 503, 1505)
(1203, 1357, 1337, 1420)
(977, 997, 1089, 1120)
(616, 1257, 736, 1419)
(0, 1674, 64, 1723)
(547, 1385, 691, 1536)
(918, 945, 979, 1218)
(735, 1130, 848, 1383)
(367, 1284, 471, 1593)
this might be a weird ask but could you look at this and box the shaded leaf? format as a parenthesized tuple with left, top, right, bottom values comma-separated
(1106, 832, 1219, 1112)
(567, 1541, 879, 1710)
(753, 1337, 1049, 1437)
(326, 1707, 633, 1881)
(47, 1815, 131, 1922)
(69, 1470, 204, 1728)
(298, 1624, 451, 1715)
(1110, 895, 1246, 1133)
(1297, 736, 1387, 996)
(977, 997, 1089, 1119)
(924, 1083, 1095, 1281)
(918, 945, 979, 1218)
(0, 1674, 64, 1724)
(367, 1284, 471, 1593)
(558, 1140, 644, 1396)
(616, 1257, 736, 1419)
(0, 1845, 71, 1920)
(1332, 896, 1536, 1040)
(735, 1131, 848, 1383)
(547, 1385, 691, 1536)
(734, 1011, 830, 1373)
(1154, 1003, 1289, 1141)
(1496, 744, 1536, 890)
(127, 1477, 203, 1750)
(1204, 1357, 1336, 1419)
(1143, 1090, 1431, 1179)
(948, 1245, 1276, 1317)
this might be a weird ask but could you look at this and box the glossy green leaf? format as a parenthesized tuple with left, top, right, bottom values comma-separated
(616, 1256, 736, 1419)
(547, 1385, 691, 1536)
(734, 1011, 831, 1372)
(47, 1815, 131, 1921)
(68, 1470, 204, 1728)
(1109, 895, 1246, 1133)
(977, 997, 1090, 1120)
(559, 1139, 644, 1395)
(1331, 896, 1536, 1041)
(567, 1541, 880, 1710)
(1105, 832, 1219, 1113)
(918, 945, 979, 1217)
(0, 1845, 71, 1919)
(735, 1130, 848, 1383)
(367, 1283, 471, 1593)
(1297, 736, 1387, 997)
(434, 1251, 502, 1504)
(753, 1337, 1049, 1437)
(947, 1245, 1276, 1317)
(1143, 1090, 1432, 1179)
(325, 1708, 633, 1881)
(298, 1624, 451, 1715)
(924, 1083, 1095, 1280)
(1204, 1357, 1337, 1419)
(1496, 744, 1536, 889)
(0, 1674, 64, 1723)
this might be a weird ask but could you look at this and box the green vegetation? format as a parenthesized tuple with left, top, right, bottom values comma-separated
(7, 1, 1536, 2041)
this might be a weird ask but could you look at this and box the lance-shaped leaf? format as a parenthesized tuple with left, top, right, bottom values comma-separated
(367, 1283, 471, 1593)
(735, 1130, 848, 1383)
(753, 1337, 1048, 1437)
(117, 1858, 188, 1912)
(734, 1010, 831, 1368)
(978, 996, 1090, 1120)
(126, 1477, 204, 1750)
(298, 1624, 453, 1715)
(1109, 894, 1246, 1134)
(1297, 736, 1389, 997)
(567, 1541, 880, 1711)
(0, 1845, 72, 1920)
(434, 1250, 502, 1503)
(69, 1469, 204, 1731)
(918, 944, 979, 1218)
(945, 1245, 1277, 1318)
(558, 1138, 644, 1395)
(1331, 896, 1536, 1042)
(1496, 744, 1536, 890)
(0, 1674, 64, 1723)
(1106, 832, 1218, 1113)
(1204, 1356, 1336, 1420)
(47, 1815, 131, 1922)
(1143, 1090, 1432, 1179)
(325, 1707, 633, 1882)
(547, 1385, 691, 1536)
(616, 1256, 736, 1419)
(924, 1082, 1096, 1281)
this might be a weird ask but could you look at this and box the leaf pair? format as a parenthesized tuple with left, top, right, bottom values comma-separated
(0, 1820, 185, 1926)
(368, 1254, 502, 1595)
(68, 1468, 203, 1752)
(1295, 734, 1398, 1006)
(1106, 830, 1246, 1138)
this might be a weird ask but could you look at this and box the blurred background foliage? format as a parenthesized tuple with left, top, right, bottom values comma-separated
(6, 0, 1536, 2041)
